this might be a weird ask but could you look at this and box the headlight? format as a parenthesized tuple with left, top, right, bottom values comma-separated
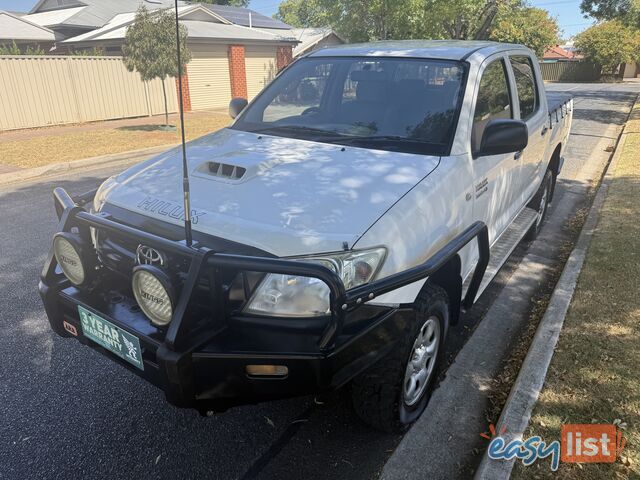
(132, 266, 174, 326)
(244, 248, 386, 317)
(53, 234, 86, 286)
(92, 175, 118, 213)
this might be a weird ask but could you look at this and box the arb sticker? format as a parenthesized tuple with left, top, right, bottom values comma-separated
(63, 320, 78, 336)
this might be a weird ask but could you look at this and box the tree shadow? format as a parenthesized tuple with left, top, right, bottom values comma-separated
(116, 124, 176, 132)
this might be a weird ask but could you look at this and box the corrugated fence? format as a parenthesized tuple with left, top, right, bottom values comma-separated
(540, 61, 602, 82)
(0, 55, 178, 131)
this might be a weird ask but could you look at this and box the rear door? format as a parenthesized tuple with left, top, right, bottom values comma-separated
(471, 56, 522, 243)
(507, 54, 547, 205)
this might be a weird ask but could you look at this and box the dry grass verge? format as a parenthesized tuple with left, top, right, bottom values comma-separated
(1, 113, 230, 169)
(511, 104, 640, 478)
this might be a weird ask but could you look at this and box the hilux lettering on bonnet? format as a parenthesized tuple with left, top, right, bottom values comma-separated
(137, 196, 206, 224)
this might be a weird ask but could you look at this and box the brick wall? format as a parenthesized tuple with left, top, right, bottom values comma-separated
(174, 65, 191, 112)
(228, 44, 248, 99)
(276, 45, 293, 71)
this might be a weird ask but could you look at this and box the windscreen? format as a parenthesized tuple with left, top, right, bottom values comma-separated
(232, 57, 466, 155)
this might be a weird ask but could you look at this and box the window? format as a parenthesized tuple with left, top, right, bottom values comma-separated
(472, 60, 512, 154)
(263, 63, 333, 122)
(235, 57, 466, 156)
(509, 56, 538, 120)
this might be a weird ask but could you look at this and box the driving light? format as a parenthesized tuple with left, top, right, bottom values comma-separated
(132, 266, 174, 326)
(53, 234, 86, 286)
(244, 248, 386, 317)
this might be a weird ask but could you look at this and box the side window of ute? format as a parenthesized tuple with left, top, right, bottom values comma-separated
(509, 55, 538, 120)
(472, 59, 512, 154)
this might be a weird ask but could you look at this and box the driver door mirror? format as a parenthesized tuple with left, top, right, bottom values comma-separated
(477, 119, 528, 157)
(229, 97, 248, 119)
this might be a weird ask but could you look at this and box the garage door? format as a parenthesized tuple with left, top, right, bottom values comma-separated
(245, 46, 277, 100)
(188, 46, 231, 110)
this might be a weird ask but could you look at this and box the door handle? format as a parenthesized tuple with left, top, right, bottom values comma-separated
(514, 150, 523, 160)
(541, 126, 548, 136)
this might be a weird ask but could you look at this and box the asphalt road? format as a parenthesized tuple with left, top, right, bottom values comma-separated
(1, 82, 638, 480)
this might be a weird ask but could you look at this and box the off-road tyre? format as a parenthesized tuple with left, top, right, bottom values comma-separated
(351, 283, 449, 433)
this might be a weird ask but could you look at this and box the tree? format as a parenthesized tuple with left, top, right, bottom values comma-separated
(575, 20, 640, 74)
(425, 0, 523, 40)
(25, 44, 46, 55)
(69, 47, 104, 56)
(275, 0, 525, 42)
(0, 42, 46, 55)
(122, 6, 192, 127)
(197, 0, 250, 6)
(581, 0, 640, 28)
(0, 41, 21, 55)
(490, 7, 560, 56)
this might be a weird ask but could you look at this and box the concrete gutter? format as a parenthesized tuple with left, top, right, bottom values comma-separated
(474, 111, 632, 479)
(0, 143, 177, 186)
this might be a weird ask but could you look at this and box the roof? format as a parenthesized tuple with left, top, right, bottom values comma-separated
(201, 4, 291, 30)
(183, 21, 293, 42)
(308, 40, 524, 60)
(290, 27, 344, 56)
(29, 0, 186, 29)
(62, 5, 297, 45)
(0, 10, 57, 42)
(543, 45, 583, 60)
(22, 6, 87, 27)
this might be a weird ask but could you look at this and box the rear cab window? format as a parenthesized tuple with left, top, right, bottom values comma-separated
(472, 59, 513, 154)
(508, 55, 539, 121)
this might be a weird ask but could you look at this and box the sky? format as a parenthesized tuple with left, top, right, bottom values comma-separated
(1, 0, 593, 40)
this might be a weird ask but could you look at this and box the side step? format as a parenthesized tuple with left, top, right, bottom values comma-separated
(462, 207, 538, 305)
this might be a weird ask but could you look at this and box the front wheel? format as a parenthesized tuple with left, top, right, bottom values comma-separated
(351, 284, 449, 433)
(525, 169, 553, 241)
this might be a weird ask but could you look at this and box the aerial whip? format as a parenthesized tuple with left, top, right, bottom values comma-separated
(174, 0, 193, 247)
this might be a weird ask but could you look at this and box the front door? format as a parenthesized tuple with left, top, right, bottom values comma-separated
(471, 56, 522, 244)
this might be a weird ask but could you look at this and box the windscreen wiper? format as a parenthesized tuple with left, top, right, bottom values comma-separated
(252, 125, 340, 137)
(339, 135, 427, 144)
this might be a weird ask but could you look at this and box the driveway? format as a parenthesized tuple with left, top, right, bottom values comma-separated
(1, 82, 638, 480)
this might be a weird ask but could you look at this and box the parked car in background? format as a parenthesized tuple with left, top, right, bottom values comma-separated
(41, 40, 572, 432)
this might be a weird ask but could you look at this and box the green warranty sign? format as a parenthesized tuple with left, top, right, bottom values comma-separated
(78, 306, 144, 370)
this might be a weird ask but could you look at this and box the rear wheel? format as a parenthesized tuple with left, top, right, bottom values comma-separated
(351, 284, 449, 433)
(525, 169, 553, 241)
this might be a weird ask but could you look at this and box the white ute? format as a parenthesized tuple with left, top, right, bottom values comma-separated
(42, 40, 572, 432)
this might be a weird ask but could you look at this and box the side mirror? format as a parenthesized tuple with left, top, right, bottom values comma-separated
(229, 97, 248, 119)
(477, 119, 528, 157)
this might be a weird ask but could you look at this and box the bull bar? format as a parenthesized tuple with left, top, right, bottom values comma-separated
(40, 186, 489, 411)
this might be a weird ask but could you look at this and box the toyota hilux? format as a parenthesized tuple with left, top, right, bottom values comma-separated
(40, 40, 572, 432)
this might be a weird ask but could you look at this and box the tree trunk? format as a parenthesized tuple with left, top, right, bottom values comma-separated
(162, 80, 168, 126)
(474, 1, 499, 40)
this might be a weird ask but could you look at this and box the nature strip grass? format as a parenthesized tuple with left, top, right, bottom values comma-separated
(511, 104, 640, 479)
(1, 113, 230, 169)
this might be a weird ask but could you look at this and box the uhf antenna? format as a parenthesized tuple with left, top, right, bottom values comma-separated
(174, 0, 193, 247)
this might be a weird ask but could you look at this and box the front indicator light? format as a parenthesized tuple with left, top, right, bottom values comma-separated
(131, 266, 174, 326)
(246, 365, 288, 378)
(53, 234, 86, 286)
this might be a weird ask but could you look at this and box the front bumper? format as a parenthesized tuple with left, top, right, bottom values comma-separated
(41, 188, 489, 413)
(40, 276, 412, 412)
